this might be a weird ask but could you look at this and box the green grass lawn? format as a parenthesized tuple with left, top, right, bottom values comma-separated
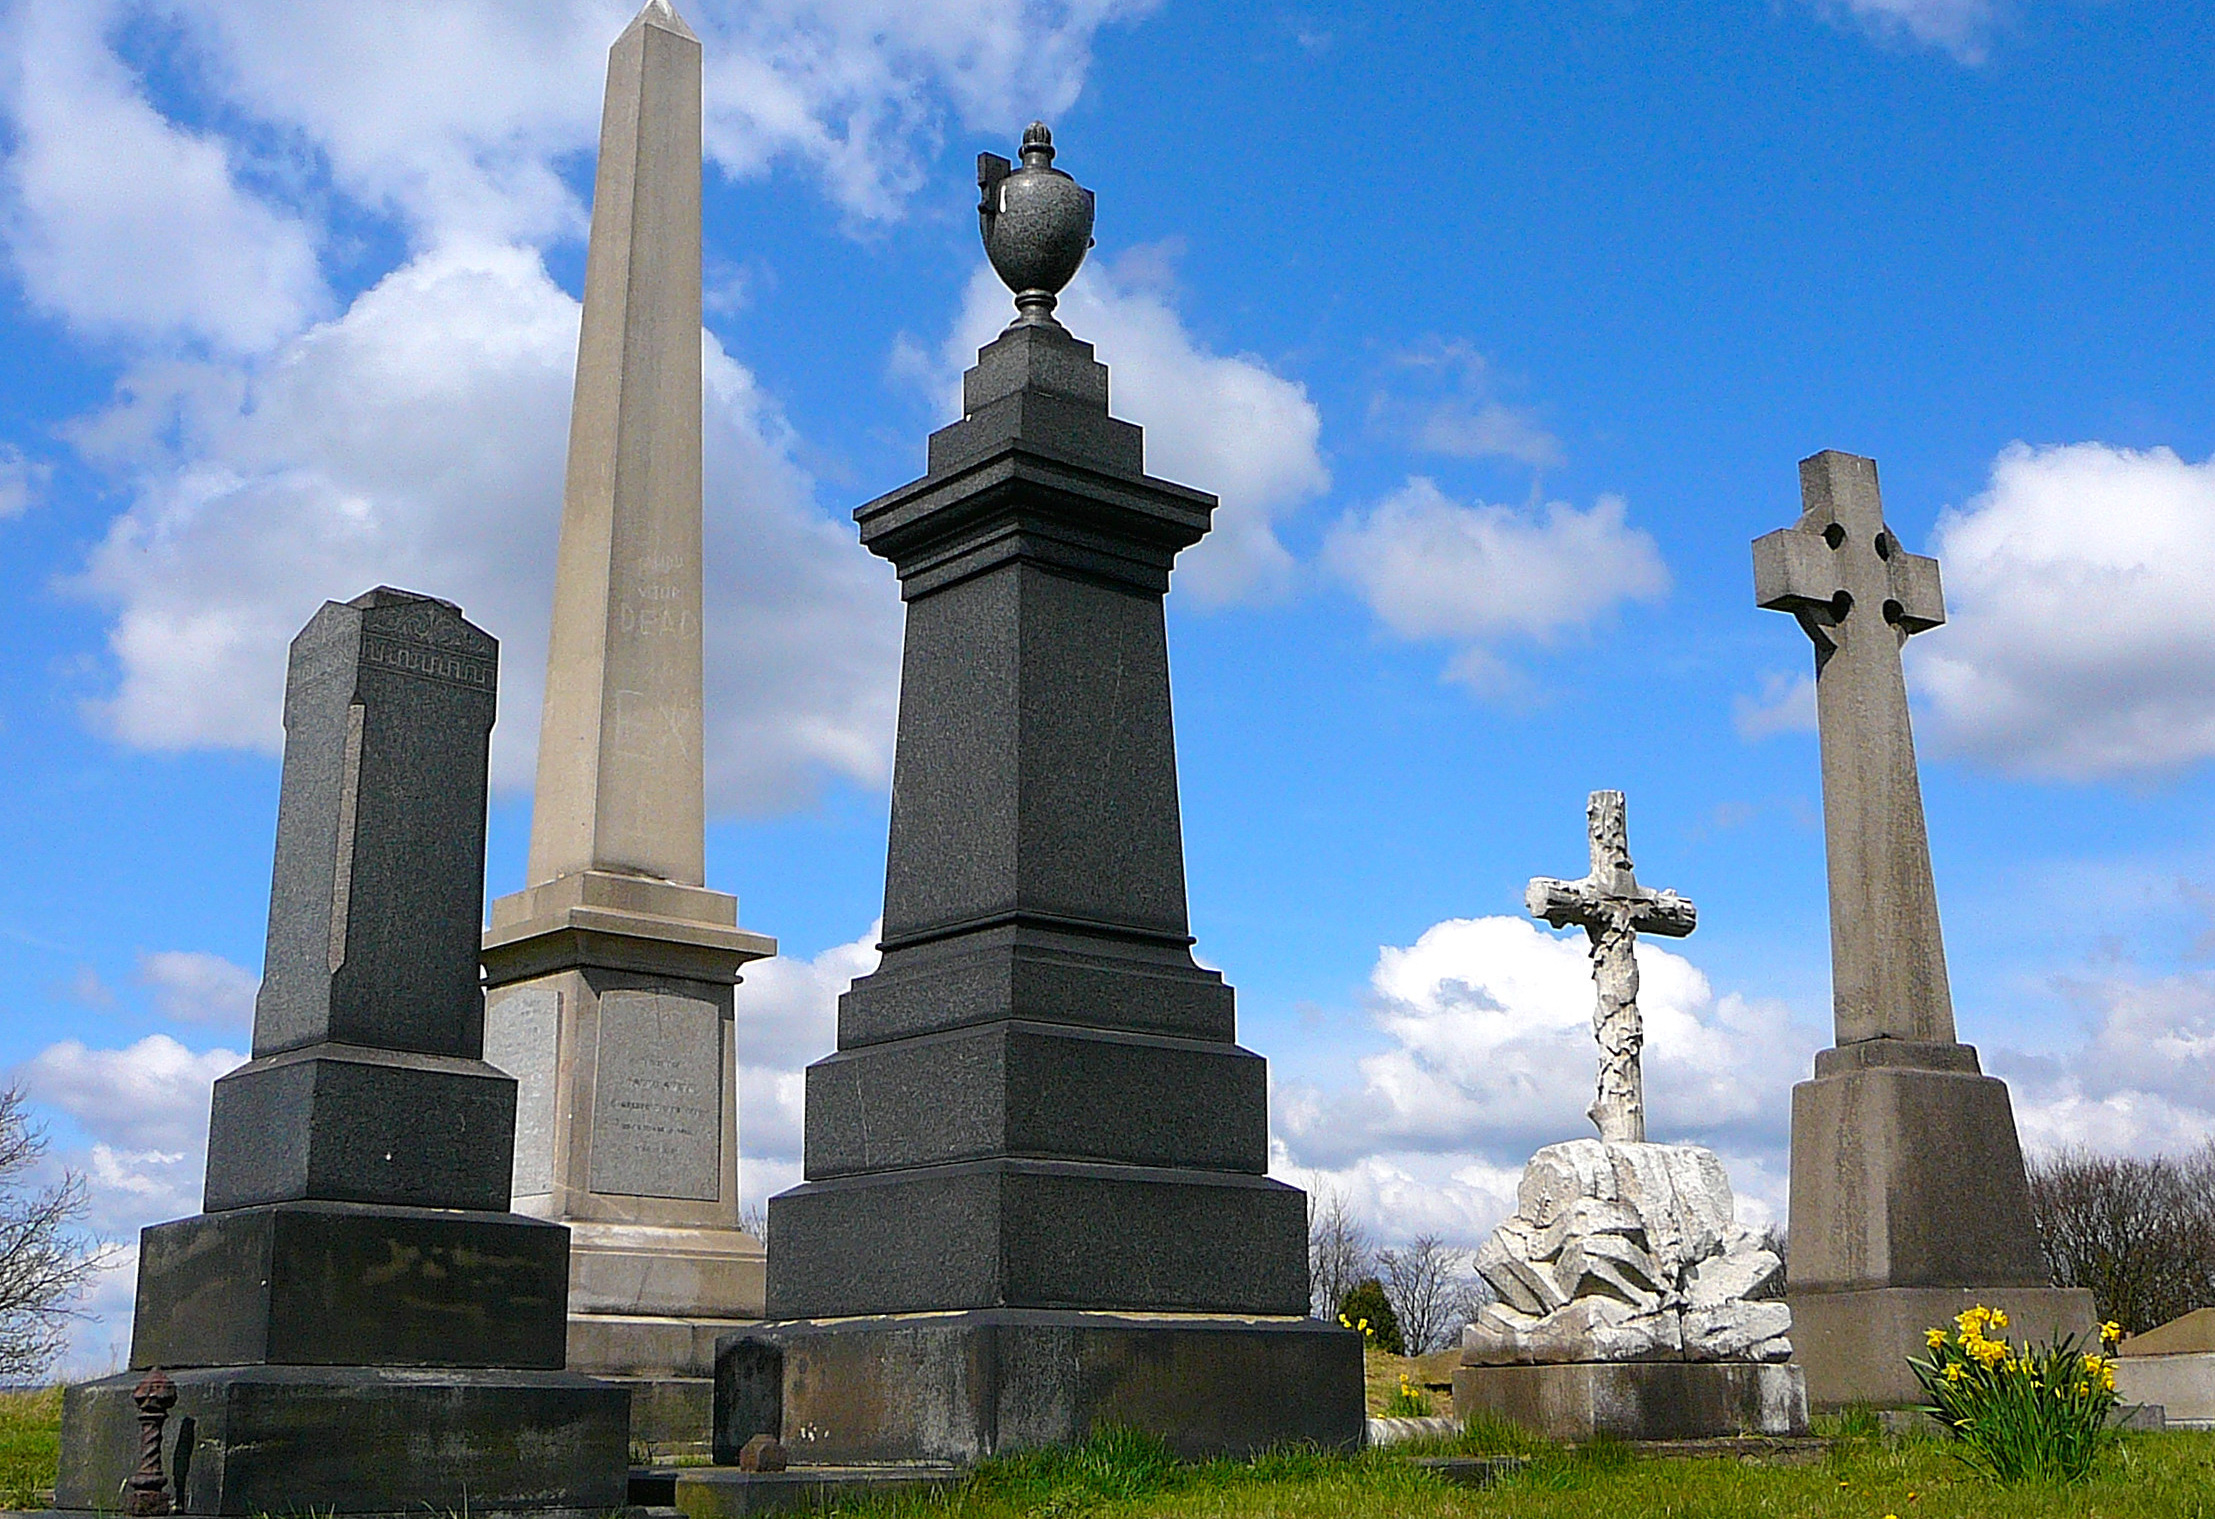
(841, 1423, 2215, 1519)
(0, 1387, 59, 1509)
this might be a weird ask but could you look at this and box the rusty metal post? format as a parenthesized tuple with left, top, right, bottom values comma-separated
(124, 1367, 176, 1517)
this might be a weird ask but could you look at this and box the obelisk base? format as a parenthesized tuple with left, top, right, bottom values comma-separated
(1452, 1361, 1808, 1442)
(1787, 1040, 2090, 1408)
(713, 1311, 1363, 1465)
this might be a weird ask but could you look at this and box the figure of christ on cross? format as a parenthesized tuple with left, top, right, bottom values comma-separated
(1527, 790, 1697, 1145)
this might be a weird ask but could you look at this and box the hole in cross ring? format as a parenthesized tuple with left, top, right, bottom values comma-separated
(1830, 590, 1853, 620)
(1824, 523, 1846, 549)
(1883, 599, 1905, 625)
(1874, 532, 1893, 560)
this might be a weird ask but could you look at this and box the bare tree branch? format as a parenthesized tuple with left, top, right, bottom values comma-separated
(0, 1086, 111, 1379)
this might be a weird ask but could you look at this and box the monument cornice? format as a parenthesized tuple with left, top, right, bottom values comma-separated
(856, 444, 1216, 598)
(482, 911, 773, 987)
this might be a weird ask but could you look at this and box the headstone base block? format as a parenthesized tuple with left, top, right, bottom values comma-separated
(1789, 1285, 2097, 1409)
(1451, 1361, 1809, 1442)
(715, 1309, 1362, 1465)
(56, 1364, 629, 1515)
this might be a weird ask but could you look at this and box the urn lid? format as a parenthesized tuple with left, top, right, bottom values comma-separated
(978, 123, 1095, 328)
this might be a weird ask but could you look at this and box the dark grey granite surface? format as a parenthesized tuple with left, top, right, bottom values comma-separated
(60, 588, 626, 1513)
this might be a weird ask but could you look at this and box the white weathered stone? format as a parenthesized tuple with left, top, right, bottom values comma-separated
(1525, 791, 1698, 1144)
(1468, 1137, 1794, 1370)
(1686, 1247, 1782, 1309)
(1683, 1301, 1794, 1362)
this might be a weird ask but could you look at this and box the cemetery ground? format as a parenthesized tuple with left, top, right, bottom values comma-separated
(7, 1393, 2215, 1515)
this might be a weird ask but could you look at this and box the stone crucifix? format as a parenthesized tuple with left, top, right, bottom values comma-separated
(1527, 790, 1697, 1144)
(1754, 450, 1953, 1047)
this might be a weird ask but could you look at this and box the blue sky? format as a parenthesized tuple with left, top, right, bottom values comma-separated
(5, 0, 2215, 1371)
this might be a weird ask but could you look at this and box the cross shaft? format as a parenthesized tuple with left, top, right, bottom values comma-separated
(1753, 449, 1955, 1046)
(1526, 790, 1695, 1144)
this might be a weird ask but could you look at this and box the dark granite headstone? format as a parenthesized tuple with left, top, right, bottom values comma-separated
(728, 127, 1361, 1466)
(56, 589, 629, 1516)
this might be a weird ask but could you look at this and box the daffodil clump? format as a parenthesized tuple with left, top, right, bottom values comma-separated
(1337, 1312, 1375, 1343)
(1907, 1307, 2127, 1483)
(1381, 1372, 1433, 1418)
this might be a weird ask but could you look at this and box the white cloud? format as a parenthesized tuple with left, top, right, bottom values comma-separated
(138, 951, 259, 1029)
(934, 255, 1330, 604)
(1996, 968, 2215, 1160)
(68, 242, 900, 812)
(735, 925, 879, 1207)
(1368, 341, 1562, 471)
(0, 444, 51, 519)
(1274, 917, 1815, 1248)
(1734, 670, 1818, 741)
(1815, 0, 1999, 63)
(0, 2, 327, 351)
(1912, 443, 2215, 781)
(115, 0, 1152, 248)
(1323, 476, 1669, 690)
(16, 1033, 244, 1375)
(19, 1034, 244, 1157)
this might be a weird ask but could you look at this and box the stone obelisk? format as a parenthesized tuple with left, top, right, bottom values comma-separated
(710, 126, 1361, 1469)
(482, 0, 775, 1458)
(1755, 451, 2091, 1409)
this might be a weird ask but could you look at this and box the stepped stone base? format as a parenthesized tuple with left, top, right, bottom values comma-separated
(1789, 1285, 2096, 1409)
(56, 1365, 629, 1515)
(1452, 1361, 1809, 1442)
(715, 1309, 1362, 1465)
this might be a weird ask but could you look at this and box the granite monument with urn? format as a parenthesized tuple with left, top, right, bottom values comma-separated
(709, 125, 1363, 1467)
(55, 589, 628, 1516)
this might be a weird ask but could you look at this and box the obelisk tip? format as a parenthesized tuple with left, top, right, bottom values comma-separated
(629, 0, 698, 43)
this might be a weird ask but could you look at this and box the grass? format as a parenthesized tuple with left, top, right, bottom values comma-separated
(0, 1387, 59, 1509)
(833, 1424, 2215, 1519)
(1362, 1344, 1456, 1416)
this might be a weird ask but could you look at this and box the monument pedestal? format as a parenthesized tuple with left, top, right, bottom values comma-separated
(485, 870, 774, 1456)
(1787, 1040, 2094, 1409)
(716, 1311, 1361, 1465)
(60, 1366, 625, 1517)
(1452, 1361, 1808, 1442)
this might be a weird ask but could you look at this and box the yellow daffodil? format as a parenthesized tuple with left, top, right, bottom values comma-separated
(2102, 1320, 2123, 1344)
(1925, 1327, 1947, 1350)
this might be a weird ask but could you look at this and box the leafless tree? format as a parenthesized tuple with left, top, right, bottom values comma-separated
(738, 1202, 770, 1245)
(0, 1087, 107, 1379)
(2028, 1145, 2215, 1336)
(1379, 1234, 1473, 1355)
(1306, 1187, 1374, 1321)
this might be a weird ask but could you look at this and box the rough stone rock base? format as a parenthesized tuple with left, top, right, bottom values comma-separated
(715, 1309, 1363, 1465)
(1452, 1361, 1808, 1442)
(55, 1364, 629, 1515)
(1788, 1285, 2096, 1409)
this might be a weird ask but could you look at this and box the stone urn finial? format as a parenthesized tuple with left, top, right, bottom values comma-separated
(977, 122, 1095, 329)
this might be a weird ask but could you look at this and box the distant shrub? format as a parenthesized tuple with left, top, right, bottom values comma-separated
(1336, 1278, 1404, 1355)
(2028, 1145, 2215, 1335)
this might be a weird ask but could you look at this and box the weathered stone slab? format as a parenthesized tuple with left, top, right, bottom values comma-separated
(58, 1365, 626, 1515)
(485, 986, 561, 1197)
(2119, 1307, 2215, 1358)
(1452, 1361, 1808, 1441)
(1787, 1285, 2095, 1409)
(717, 1310, 1360, 1465)
(588, 989, 722, 1200)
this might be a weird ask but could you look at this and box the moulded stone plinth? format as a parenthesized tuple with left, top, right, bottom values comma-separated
(1451, 1361, 1809, 1442)
(713, 1309, 1362, 1465)
(1788, 1049, 2050, 1296)
(765, 1160, 1308, 1318)
(55, 1364, 628, 1515)
(1788, 1285, 2096, 1409)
